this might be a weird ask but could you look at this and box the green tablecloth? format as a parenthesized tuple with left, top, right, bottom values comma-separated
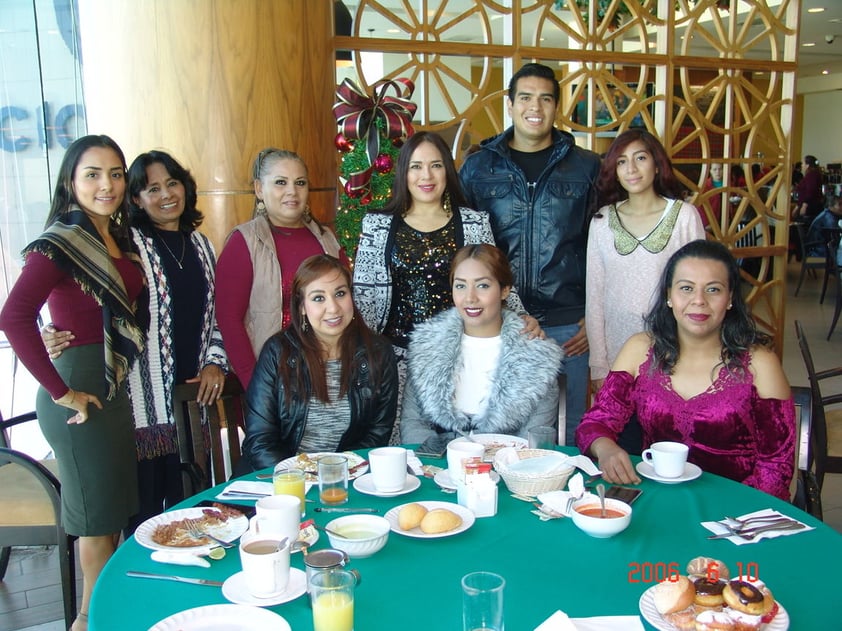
(90, 449, 840, 630)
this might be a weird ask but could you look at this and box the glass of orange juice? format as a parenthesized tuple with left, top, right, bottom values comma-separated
(310, 569, 355, 631)
(317, 455, 348, 505)
(273, 466, 306, 517)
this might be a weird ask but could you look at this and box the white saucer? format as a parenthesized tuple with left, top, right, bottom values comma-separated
(434, 469, 500, 490)
(636, 461, 702, 484)
(352, 473, 421, 497)
(222, 568, 307, 606)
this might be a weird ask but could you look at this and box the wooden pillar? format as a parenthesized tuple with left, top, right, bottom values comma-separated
(77, 0, 336, 253)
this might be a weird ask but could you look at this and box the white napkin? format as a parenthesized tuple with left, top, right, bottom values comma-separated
(701, 508, 813, 545)
(407, 450, 425, 475)
(495, 449, 601, 477)
(534, 610, 645, 631)
(215, 480, 273, 500)
(150, 551, 210, 568)
(538, 490, 598, 516)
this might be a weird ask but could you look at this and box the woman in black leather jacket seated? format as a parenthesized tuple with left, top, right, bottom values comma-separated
(242, 254, 399, 471)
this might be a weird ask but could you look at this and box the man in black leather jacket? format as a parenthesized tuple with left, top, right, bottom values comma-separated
(459, 62, 600, 445)
(242, 330, 398, 471)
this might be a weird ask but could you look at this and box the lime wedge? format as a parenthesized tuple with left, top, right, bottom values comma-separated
(208, 547, 226, 560)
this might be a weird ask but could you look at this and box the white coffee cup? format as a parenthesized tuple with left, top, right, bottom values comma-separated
(641, 441, 689, 478)
(368, 446, 408, 492)
(238, 530, 291, 597)
(249, 494, 300, 543)
(446, 439, 485, 484)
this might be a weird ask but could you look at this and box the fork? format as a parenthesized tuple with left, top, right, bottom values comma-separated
(707, 521, 806, 540)
(724, 514, 790, 527)
(184, 519, 235, 548)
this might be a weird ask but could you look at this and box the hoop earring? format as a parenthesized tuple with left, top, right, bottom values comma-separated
(442, 191, 452, 217)
(303, 204, 312, 223)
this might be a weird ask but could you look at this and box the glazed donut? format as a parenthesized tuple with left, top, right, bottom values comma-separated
(687, 556, 730, 581)
(694, 609, 735, 631)
(693, 577, 726, 609)
(722, 580, 766, 615)
(652, 575, 695, 615)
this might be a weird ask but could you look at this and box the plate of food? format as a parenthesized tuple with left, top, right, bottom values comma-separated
(135, 505, 249, 553)
(458, 433, 527, 461)
(638, 556, 789, 631)
(149, 604, 291, 630)
(385, 500, 475, 539)
(275, 452, 368, 481)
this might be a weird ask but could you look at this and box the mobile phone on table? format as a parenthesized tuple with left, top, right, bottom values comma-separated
(194, 499, 256, 519)
(604, 486, 643, 505)
(416, 434, 450, 458)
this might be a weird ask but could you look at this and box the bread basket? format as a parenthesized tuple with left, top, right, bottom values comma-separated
(493, 448, 575, 496)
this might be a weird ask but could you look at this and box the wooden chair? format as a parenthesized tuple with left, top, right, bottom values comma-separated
(172, 377, 245, 497)
(820, 227, 842, 339)
(790, 386, 822, 520)
(0, 411, 77, 629)
(794, 321, 842, 492)
(792, 221, 829, 299)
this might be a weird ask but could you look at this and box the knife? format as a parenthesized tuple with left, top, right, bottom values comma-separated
(314, 507, 379, 513)
(126, 570, 224, 586)
(706, 521, 805, 540)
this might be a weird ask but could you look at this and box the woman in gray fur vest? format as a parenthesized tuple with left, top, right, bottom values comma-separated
(401, 244, 562, 444)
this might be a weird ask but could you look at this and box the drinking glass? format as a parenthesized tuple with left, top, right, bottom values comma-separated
(462, 571, 505, 631)
(310, 569, 355, 631)
(318, 455, 349, 504)
(273, 466, 306, 516)
(528, 426, 557, 450)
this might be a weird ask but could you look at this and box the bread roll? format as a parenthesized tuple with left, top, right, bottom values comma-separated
(652, 575, 695, 615)
(686, 556, 730, 581)
(419, 508, 462, 534)
(398, 503, 428, 530)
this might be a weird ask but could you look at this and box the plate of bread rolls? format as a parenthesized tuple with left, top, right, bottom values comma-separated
(638, 556, 789, 630)
(385, 501, 475, 538)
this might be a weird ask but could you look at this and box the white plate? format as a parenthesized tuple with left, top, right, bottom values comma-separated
(457, 433, 527, 461)
(222, 568, 307, 607)
(638, 585, 789, 631)
(434, 469, 500, 491)
(636, 461, 702, 484)
(149, 604, 291, 630)
(135, 508, 249, 554)
(353, 473, 421, 497)
(276, 452, 368, 481)
(385, 500, 476, 538)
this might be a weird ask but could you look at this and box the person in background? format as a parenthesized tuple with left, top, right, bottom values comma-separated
(215, 149, 347, 388)
(699, 162, 724, 229)
(804, 194, 842, 264)
(587, 129, 705, 393)
(42, 150, 228, 533)
(0, 135, 146, 631)
(242, 255, 398, 470)
(401, 244, 561, 444)
(794, 154, 824, 220)
(576, 240, 794, 500)
(352, 131, 537, 442)
(459, 62, 601, 445)
(791, 161, 803, 187)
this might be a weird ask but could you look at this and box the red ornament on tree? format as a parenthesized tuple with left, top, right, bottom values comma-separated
(360, 191, 373, 205)
(392, 137, 404, 148)
(374, 153, 393, 174)
(334, 133, 353, 152)
(344, 180, 363, 198)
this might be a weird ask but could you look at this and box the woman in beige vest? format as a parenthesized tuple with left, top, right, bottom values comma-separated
(216, 149, 348, 388)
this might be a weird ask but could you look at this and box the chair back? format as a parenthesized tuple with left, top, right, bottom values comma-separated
(794, 320, 831, 489)
(790, 386, 822, 519)
(172, 377, 245, 497)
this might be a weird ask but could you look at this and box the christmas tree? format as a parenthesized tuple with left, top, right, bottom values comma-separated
(333, 78, 416, 260)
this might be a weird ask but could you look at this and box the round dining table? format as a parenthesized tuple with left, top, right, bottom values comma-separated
(89, 447, 841, 630)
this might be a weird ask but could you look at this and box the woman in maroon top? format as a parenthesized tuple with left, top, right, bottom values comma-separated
(0, 135, 146, 631)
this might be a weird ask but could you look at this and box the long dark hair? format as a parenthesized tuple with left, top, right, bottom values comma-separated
(46, 134, 132, 245)
(376, 131, 467, 216)
(279, 254, 382, 404)
(595, 129, 682, 208)
(128, 150, 203, 233)
(645, 239, 770, 373)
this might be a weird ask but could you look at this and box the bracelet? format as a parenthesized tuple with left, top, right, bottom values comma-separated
(54, 390, 76, 406)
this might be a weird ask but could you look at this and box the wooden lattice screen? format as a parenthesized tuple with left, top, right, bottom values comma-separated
(336, 0, 800, 350)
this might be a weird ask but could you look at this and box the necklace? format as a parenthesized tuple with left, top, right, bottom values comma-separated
(155, 230, 186, 270)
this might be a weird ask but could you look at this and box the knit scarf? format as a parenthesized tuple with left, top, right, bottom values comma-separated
(24, 207, 146, 399)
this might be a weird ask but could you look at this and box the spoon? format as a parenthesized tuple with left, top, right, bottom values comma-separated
(597, 483, 606, 518)
(313, 523, 351, 539)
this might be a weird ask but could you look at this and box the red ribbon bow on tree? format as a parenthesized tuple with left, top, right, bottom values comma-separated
(333, 77, 416, 194)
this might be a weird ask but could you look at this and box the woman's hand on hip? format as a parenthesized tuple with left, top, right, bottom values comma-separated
(41, 323, 75, 360)
(188, 364, 226, 406)
(53, 389, 103, 424)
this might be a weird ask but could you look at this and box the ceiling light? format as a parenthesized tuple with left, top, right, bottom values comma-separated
(803, 42, 816, 47)
(807, 7, 825, 13)
(387, 29, 399, 34)
(822, 69, 830, 75)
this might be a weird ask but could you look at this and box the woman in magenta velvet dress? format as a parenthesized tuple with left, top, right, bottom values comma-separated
(576, 240, 794, 499)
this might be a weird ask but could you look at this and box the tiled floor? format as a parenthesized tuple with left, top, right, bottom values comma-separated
(1, 260, 841, 630)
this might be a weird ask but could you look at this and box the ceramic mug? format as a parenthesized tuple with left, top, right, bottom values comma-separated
(368, 446, 407, 493)
(249, 494, 300, 543)
(447, 439, 486, 484)
(641, 441, 689, 478)
(238, 530, 291, 597)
